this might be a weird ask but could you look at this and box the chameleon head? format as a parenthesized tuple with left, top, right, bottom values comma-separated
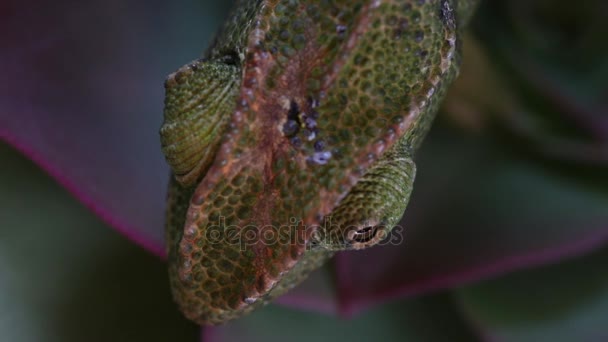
(161, 0, 473, 326)
(161, 56, 417, 324)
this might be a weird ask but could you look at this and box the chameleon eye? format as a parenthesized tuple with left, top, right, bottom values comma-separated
(347, 223, 386, 248)
(317, 144, 416, 251)
(352, 226, 376, 242)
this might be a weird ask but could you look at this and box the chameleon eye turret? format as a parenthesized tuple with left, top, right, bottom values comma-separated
(314, 143, 416, 250)
(162, 0, 479, 325)
(160, 59, 240, 186)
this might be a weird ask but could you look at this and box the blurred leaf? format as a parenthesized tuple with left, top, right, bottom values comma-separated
(334, 123, 608, 314)
(468, 0, 608, 160)
(1, 0, 607, 322)
(205, 293, 480, 342)
(0, 0, 234, 256)
(456, 247, 608, 341)
(0, 143, 198, 342)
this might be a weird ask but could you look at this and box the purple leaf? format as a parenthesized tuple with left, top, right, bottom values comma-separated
(0, 0, 232, 257)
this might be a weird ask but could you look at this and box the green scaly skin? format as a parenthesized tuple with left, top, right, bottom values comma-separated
(160, 0, 478, 325)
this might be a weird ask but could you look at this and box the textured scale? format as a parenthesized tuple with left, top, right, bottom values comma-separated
(161, 0, 478, 325)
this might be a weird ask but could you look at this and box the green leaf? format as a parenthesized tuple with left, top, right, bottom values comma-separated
(0, 143, 197, 342)
(457, 247, 608, 341)
(206, 293, 480, 342)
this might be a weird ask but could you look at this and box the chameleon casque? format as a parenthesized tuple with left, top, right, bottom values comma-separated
(161, 0, 478, 325)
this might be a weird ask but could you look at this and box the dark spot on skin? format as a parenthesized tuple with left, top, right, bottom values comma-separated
(292, 19, 305, 32)
(221, 52, 240, 66)
(331, 147, 343, 160)
(412, 12, 421, 23)
(304, 117, 317, 129)
(313, 139, 325, 151)
(336, 25, 347, 36)
(285, 99, 307, 143)
(283, 120, 299, 136)
(308, 237, 320, 249)
(288, 100, 300, 120)
(416, 49, 428, 58)
(302, 128, 315, 141)
(187, 58, 207, 72)
(308, 96, 319, 108)
(393, 19, 409, 39)
(290, 136, 302, 148)
(256, 276, 267, 293)
(414, 30, 424, 43)
(305, 127, 319, 141)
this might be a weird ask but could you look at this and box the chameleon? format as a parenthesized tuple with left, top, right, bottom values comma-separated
(160, 0, 478, 325)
